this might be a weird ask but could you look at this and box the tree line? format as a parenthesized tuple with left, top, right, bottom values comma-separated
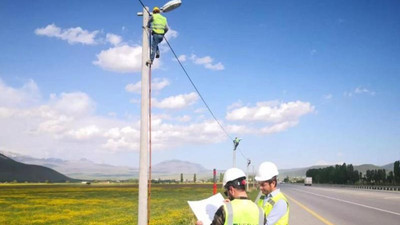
(306, 161, 400, 185)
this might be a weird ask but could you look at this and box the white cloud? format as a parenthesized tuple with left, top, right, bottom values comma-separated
(93, 44, 159, 73)
(226, 101, 314, 123)
(65, 125, 101, 140)
(0, 80, 228, 160)
(35, 24, 100, 45)
(125, 78, 170, 94)
(205, 62, 224, 71)
(152, 92, 199, 109)
(49, 92, 95, 116)
(125, 82, 141, 94)
(354, 87, 375, 96)
(260, 121, 299, 134)
(106, 33, 122, 46)
(178, 55, 187, 62)
(177, 115, 191, 122)
(344, 86, 376, 97)
(226, 101, 314, 134)
(0, 79, 40, 107)
(159, 28, 178, 53)
(190, 54, 224, 71)
(164, 28, 178, 40)
(227, 101, 244, 111)
(152, 78, 170, 91)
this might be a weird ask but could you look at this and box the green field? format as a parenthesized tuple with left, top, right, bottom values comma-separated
(0, 183, 260, 225)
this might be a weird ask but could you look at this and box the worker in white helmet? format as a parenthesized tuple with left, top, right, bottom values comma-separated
(255, 162, 289, 225)
(196, 168, 265, 225)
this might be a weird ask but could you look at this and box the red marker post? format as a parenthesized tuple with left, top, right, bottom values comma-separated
(213, 169, 217, 194)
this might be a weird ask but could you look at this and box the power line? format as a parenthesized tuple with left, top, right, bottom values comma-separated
(163, 37, 233, 141)
(138, 0, 232, 141)
(137, 1, 257, 165)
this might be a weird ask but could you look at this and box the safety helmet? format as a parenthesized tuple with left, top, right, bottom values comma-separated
(153, 7, 160, 13)
(222, 168, 246, 187)
(255, 161, 279, 181)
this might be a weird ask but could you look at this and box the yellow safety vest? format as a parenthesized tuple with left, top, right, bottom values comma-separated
(256, 192, 289, 225)
(223, 199, 264, 225)
(152, 14, 167, 34)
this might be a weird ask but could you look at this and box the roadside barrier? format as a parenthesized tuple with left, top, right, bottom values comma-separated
(305, 184, 400, 191)
(351, 185, 400, 191)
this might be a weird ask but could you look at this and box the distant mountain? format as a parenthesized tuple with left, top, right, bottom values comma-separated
(2, 152, 138, 180)
(151, 159, 212, 180)
(1, 151, 211, 180)
(153, 160, 209, 174)
(381, 162, 395, 172)
(3, 151, 395, 181)
(279, 165, 324, 178)
(0, 153, 76, 182)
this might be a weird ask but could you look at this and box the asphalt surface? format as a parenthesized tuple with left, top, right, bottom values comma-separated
(279, 184, 400, 225)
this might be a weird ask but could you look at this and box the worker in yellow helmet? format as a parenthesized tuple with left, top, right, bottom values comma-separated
(146, 7, 169, 66)
(255, 162, 289, 225)
(195, 168, 265, 225)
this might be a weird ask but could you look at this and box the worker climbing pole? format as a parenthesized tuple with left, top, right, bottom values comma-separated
(146, 6, 169, 66)
(232, 137, 241, 167)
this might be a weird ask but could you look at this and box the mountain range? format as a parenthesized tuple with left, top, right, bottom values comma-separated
(0, 151, 395, 181)
(0, 153, 76, 182)
(0, 151, 210, 180)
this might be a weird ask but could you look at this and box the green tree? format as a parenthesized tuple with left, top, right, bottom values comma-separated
(387, 171, 394, 184)
(193, 173, 197, 183)
(180, 173, 183, 183)
(284, 176, 289, 183)
(394, 161, 400, 184)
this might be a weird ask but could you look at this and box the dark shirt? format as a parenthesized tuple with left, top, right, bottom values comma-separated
(210, 205, 226, 225)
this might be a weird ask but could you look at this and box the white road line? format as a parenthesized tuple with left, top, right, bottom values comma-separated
(294, 188, 400, 216)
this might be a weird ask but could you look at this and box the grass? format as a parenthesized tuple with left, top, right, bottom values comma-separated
(0, 183, 259, 225)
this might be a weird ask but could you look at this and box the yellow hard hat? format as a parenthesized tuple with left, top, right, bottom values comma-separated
(153, 7, 160, 13)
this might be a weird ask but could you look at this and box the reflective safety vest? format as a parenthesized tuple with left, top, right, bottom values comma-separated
(151, 13, 167, 34)
(255, 191, 289, 225)
(223, 199, 264, 225)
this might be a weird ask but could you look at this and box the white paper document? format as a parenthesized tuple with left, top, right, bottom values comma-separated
(188, 193, 224, 225)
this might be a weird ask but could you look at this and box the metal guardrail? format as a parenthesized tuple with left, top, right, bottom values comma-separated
(350, 185, 400, 191)
(309, 184, 400, 191)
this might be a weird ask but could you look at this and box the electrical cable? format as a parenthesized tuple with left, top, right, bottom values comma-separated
(163, 37, 233, 141)
(138, 0, 255, 165)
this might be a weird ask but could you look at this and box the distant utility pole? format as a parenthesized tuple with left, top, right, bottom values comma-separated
(246, 159, 251, 190)
(233, 137, 241, 167)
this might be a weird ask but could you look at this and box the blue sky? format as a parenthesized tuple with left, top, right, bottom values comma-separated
(0, 0, 399, 172)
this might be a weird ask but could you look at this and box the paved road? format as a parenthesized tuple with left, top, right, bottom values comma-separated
(279, 184, 400, 225)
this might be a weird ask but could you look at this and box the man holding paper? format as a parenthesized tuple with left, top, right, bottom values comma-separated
(195, 168, 265, 225)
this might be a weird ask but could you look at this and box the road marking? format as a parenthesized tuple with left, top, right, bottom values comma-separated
(295, 189, 400, 216)
(285, 193, 335, 225)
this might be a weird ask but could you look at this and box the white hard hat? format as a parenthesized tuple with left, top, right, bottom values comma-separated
(255, 162, 279, 181)
(222, 168, 246, 187)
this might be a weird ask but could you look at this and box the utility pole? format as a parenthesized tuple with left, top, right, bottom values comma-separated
(136, 2, 181, 225)
(246, 159, 251, 190)
(233, 137, 241, 167)
(137, 6, 150, 225)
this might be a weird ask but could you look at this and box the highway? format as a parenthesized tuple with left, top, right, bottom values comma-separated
(279, 184, 400, 225)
